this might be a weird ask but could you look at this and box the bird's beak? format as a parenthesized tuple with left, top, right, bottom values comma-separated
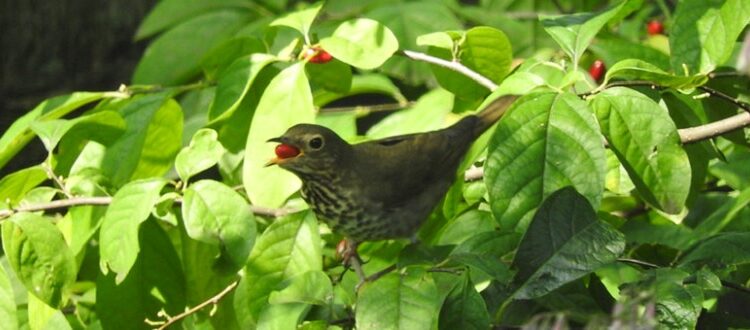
(266, 136, 283, 167)
(265, 158, 280, 167)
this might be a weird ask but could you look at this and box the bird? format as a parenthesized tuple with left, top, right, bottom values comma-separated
(266, 94, 517, 282)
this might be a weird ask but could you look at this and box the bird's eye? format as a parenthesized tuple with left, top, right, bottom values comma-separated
(308, 136, 324, 149)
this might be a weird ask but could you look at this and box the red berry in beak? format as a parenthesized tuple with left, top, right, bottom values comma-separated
(275, 143, 300, 159)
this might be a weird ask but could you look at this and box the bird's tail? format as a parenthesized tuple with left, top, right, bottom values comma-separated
(473, 94, 518, 137)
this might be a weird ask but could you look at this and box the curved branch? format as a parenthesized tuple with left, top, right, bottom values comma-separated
(399, 50, 499, 91)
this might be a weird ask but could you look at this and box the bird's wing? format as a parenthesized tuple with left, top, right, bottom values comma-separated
(351, 117, 477, 208)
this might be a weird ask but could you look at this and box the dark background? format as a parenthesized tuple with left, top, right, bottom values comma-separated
(1, 0, 152, 175)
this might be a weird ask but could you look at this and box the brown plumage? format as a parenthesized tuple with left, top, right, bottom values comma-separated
(267, 95, 517, 242)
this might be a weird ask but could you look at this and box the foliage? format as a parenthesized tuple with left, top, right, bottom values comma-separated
(1, 0, 750, 329)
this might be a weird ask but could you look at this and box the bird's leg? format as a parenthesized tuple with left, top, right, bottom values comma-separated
(337, 239, 367, 284)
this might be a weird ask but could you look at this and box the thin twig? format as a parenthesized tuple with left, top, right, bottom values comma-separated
(617, 258, 660, 269)
(320, 101, 415, 114)
(720, 280, 750, 295)
(399, 50, 498, 91)
(697, 85, 750, 113)
(148, 280, 239, 330)
(0, 196, 294, 220)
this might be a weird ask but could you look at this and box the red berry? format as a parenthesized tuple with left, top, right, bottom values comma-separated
(589, 60, 606, 82)
(274, 143, 300, 159)
(647, 20, 664, 35)
(306, 47, 333, 64)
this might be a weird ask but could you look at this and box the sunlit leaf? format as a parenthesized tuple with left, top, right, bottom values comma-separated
(2, 213, 77, 307)
(99, 178, 168, 283)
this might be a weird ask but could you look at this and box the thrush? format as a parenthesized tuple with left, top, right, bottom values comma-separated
(267, 95, 517, 281)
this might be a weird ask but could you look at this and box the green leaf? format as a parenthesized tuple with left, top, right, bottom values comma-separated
(0, 166, 47, 206)
(29, 111, 125, 152)
(135, 0, 250, 39)
(268, 270, 332, 305)
(28, 292, 71, 330)
(604, 59, 708, 89)
(416, 31, 455, 49)
(312, 74, 406, 107)
(670, 0, 750, 74)
(213, 65, 279, 153)
(133, 11, 251, 85)
(102, 94, 183, 187)
(631, 269, 702, 329)
(589, 87, 691, 214)
(179, 232, 240, 329)
(438, 272, 490, 330)
(589, 37, 671, 71)
(0, 263, 17, 329)
(428, 27, 512, 100)
(511, 187, 625, 299)
(182, 180, 256, 273)
(233, 212, 321, 328)
(679, 232, 750, 269)
(201, 36, 267, 80)
(243, 63, 315, 207)
(305, 57, 353, 94)
(433, 209, 496, 246)
(97, 219, 186, 330)
(99, 178, 168, 283)
(485, 92, 606, 232)
(319, 18, 399, 70)
(175, 129, 226, 182)
(209, 54, 277, 124)
(454, 26, 512, 84)
(269, 3, 322, 39)
(450, 231, 519, 282)
(1, 213, 76, 307)
(365, 1, 462, 85)
(540, 1, 627, 65)
(366, 88, 454, 139)
(494, 58, 566, 95)
(0, 92, 110, 171)
(356, 269, 440, 330)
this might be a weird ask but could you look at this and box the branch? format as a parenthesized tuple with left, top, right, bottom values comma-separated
(678, 112, 750, 144)
(146, 280, 239, 330)
(697, 85, 750, 113)
(399, 50, 499, 91)
(320, 101, 416, 114)
(0, 196, 294, 220)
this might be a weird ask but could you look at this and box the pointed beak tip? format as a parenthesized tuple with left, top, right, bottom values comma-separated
(267, 137, 283, 143)
(264, 158, 279, 167)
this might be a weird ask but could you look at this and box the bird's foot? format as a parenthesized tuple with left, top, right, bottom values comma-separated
(336, 239, 400, 292)
(336, 239, 367, 285)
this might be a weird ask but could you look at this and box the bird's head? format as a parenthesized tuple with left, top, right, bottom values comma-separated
(266, 124, 350, 175)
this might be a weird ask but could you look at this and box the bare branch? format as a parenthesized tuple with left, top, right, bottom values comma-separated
(399, 50, 499, 91)
(0, 196, 295, 220)
(678, 112, 750, 144)
(320, 101, 416, 114)
(698, 85, 750, 113)
(147, 280, 239, 330)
